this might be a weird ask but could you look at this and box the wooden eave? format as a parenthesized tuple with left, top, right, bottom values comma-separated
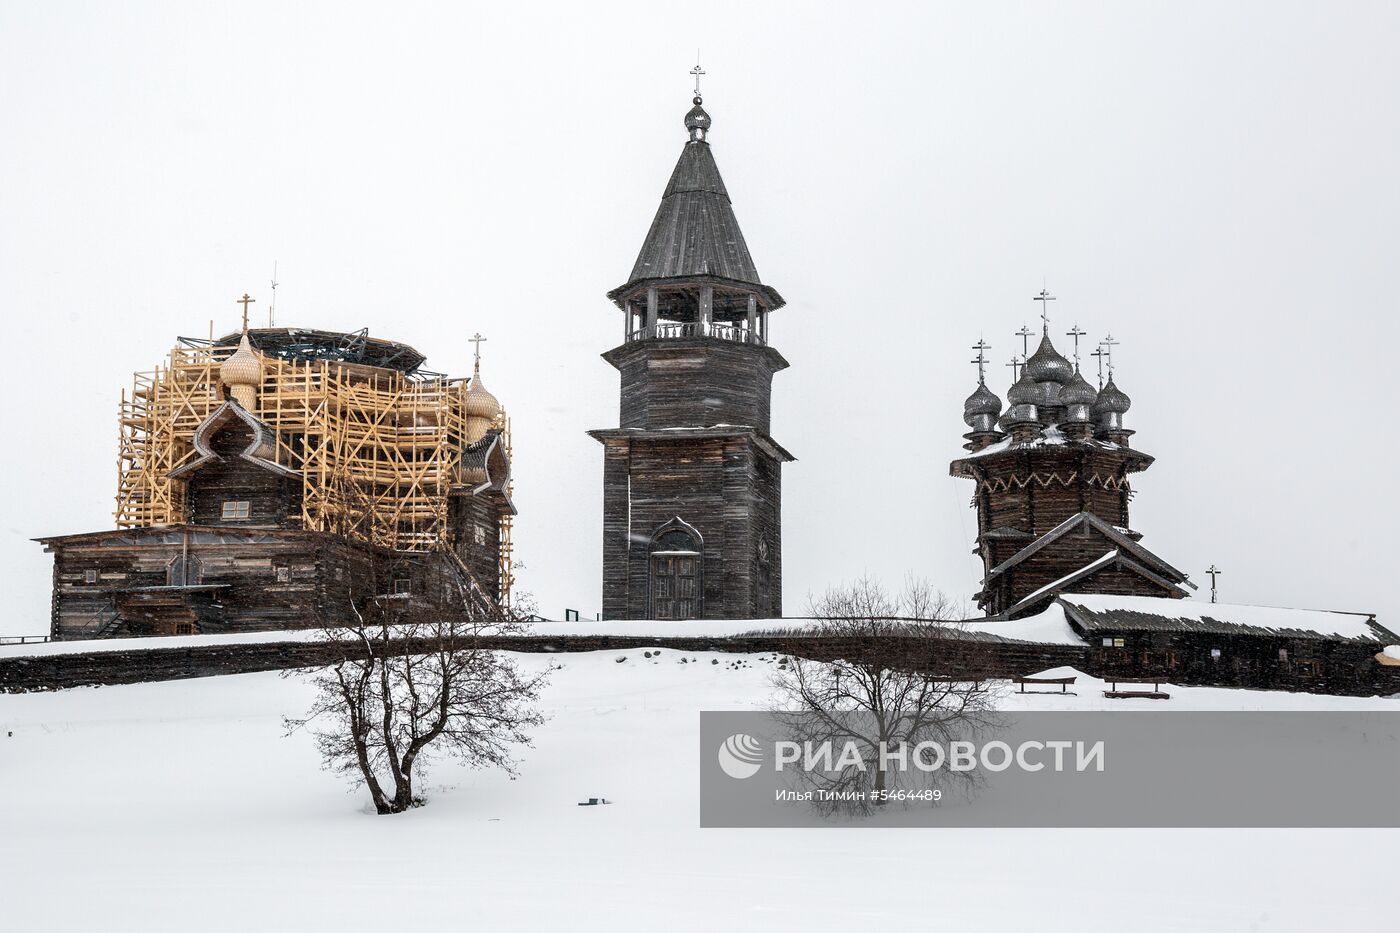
(586, 425, 796, 463)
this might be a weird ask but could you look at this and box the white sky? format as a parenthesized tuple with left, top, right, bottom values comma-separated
(2, 1, 1397, 634)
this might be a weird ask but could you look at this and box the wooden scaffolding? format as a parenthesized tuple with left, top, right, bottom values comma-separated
(115, 341, 514, 606)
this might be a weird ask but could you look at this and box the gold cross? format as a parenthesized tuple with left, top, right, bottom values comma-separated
(237, 293, 256, 331)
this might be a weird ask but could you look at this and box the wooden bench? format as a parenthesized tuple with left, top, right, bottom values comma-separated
(1103, 678, 1171, 700)
(1014, 675, 1077, 695)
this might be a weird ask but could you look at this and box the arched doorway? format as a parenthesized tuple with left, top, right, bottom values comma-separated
(648, 518, 702, 620)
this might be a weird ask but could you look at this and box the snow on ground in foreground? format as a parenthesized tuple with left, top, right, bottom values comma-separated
(2, 652, 1397, 933)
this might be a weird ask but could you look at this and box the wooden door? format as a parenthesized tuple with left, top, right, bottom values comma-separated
(651, 554, 699, 620)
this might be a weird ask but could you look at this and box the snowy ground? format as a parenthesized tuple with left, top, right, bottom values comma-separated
(2, 651, 1397, 932)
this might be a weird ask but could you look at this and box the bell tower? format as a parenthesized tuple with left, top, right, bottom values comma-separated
(589, 86, 793, 620)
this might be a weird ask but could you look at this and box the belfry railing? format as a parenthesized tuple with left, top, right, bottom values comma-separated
(625, 322, 765, 346)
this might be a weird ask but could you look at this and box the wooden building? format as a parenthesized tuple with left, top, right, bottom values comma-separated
(1058, 594, 1399, 695)
(589, 92, 793, 620)
(950, 326, 1193, 618)
(38, 320, 514, 639)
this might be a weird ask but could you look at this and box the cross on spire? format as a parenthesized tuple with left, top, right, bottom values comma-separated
(1100, 333, 1120, 378)
(237, 293, 256, 332)
(1033, 287, 1056, 335)
(469, 332, 487, 374)
(1090, 346, 1107, 389)
(1006, 355, 1024, 382)
(1015, 324, 1034, 358)
(689, 52, 705, 100)
(970, 338, 992, 384)
(1066, 323, 1087, 370)
(1206, 564, 1222, 604)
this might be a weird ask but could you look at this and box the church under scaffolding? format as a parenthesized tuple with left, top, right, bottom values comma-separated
(39, 313, 515, 639)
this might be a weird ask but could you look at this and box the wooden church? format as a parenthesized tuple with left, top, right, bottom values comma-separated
(950, 307, 1195, 619)
(37, 311, 515, 639)
(589, 89, 792, 620)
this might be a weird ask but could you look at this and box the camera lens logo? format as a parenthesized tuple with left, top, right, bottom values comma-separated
(718, 733, 764, 780)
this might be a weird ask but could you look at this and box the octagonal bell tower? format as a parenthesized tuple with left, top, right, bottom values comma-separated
(589, 89, 793, 620)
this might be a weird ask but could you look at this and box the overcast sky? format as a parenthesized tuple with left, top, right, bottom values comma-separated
(2, 1, 1397, 634)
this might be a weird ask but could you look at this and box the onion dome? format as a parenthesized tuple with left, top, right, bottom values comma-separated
(463, 362, 503, 444)
(1023, 335, 1074, 385)
(685, 97, 712, 140)
(220, 332, 264, 409)
(464, 372, 502, 421)
(1091, 377, 1132, 416)
(1006, 369, 1039, 406)
(963, 382, 1002, 434)
(963, 383, 1002, 420)
(1059, 370, 1098, 407)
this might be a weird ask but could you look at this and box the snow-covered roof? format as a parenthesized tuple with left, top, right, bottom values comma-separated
(962, 602, 1089, 646)
(1059, 594, 1392, 643)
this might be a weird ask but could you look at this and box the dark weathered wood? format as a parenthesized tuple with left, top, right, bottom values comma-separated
(952, 437, 1183, 616)
(39, 396, 509, 638)
(185, 420, 303, 527)
(593, 430, 785, 620)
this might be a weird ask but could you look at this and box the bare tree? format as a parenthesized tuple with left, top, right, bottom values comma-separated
(287, 563, 553, 815)
(770, 576, 1002, 813)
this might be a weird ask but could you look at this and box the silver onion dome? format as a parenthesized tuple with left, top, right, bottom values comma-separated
(963, 382, 1003, 432)
(685, 98, 712, 140)
(1023, 335, 1074, 385)
(1092, 377, 1132, 415)
(1059, 370, 1098, 406)
(963, 383, 1002, 418)
(1006, 369, 1039, 406)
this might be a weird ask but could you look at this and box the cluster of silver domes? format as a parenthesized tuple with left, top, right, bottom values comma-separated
(963, 330, 1133, 442)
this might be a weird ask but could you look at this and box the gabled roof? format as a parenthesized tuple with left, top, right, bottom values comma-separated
(454, 430, 516, 514)
(984, 511, 1194, 589)
(168, 402, 298, 479)
(1059, 594, 1396, 644)
(1001, 549, 1190, 619)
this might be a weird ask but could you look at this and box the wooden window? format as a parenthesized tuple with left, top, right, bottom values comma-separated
(1278, 648, 1289, 662)
(84, 569, 98, 584)
(473, 523, 487, 546)
(275, 566, 291, 583)
(393, 577, 411, 595)
(221, 500, 251, 521)
(175, 623, 194, 636)
(1210, 648, 1222, 661)
(1102, 637, 1125, 648)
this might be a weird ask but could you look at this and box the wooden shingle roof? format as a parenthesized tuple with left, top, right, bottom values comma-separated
(626, 139, 761, 288)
